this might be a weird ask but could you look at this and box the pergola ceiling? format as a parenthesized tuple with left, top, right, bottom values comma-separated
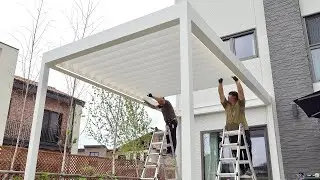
(57, 25, 235, 101)
(44, 2, 271, 104)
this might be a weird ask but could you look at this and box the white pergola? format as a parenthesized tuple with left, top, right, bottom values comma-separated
(24, 2, 271, 179)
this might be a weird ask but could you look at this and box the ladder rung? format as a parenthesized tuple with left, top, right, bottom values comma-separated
(224, 130, 242, 136)
(240, 175, 252, 178)
(221, 143, 246, 150)
(140, 178, 155, 180)
(221, 143, 238, 147)
(220, 158, 250, 164)
(154, 131, 164, 135)
(217, 172, 238, 177)
(144, 164, 157, 168)
(151, 142, 171, 147)
(149, 153, 160, 156)
(229, 146, 246, 150)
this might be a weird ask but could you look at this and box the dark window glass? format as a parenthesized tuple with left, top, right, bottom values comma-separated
(41, 110, 62, 143)
(306, 14, 320, 45)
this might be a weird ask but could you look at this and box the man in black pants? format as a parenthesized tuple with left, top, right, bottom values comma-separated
(145, 93, 178, 155)
(218, 76, 253, 176)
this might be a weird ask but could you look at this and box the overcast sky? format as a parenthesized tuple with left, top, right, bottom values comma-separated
(0, 0, 175, 148)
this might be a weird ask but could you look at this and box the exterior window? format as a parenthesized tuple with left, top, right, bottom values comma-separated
(136, 153, 140, 161)
(305, 13, 320, 81)
(40, 110, 62, 143)
(222, 30, 257, 60)
(144, 152, 147, 161)
(201, 127, 270, 180)
(118, 155, 126, 160)
(89, 152, 99, 156)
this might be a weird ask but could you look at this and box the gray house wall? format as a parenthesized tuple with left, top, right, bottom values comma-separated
(263, 0, 320, 178)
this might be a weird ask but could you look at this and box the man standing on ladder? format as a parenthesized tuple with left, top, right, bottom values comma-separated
(218, 76, 253, 176)
(145, 93, 178, 156)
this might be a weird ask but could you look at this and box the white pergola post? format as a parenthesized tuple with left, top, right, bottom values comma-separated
(24, 63, 50, 179)
(179, 4, 196, 180)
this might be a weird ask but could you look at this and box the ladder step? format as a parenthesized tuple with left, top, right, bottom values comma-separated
(217, 173, 252, 178)
(217, 172, 238, 177)
(224, 130, 242, 136)
(220, 158, 250, 164)
(140, 178, 155, 180)
(151, 142, 171, 147)
(151, 142, 164, 145)
(221, 143, 246, 149)
(221, 143, 238, 147)
(144, 164, 157, 168)
(149, 153, 160, 156)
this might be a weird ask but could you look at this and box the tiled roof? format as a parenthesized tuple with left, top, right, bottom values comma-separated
(14, 76, 69, 96)
(13, 76, 85, 106)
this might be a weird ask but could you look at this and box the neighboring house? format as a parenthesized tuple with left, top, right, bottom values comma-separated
(79, 130, 168, 163)
(173, 0, 320, 179)
(3, 76, 85, 153)
(78, 145, 113, 157)
(116, 131, 153, 162)
(0, 42, 18, 146)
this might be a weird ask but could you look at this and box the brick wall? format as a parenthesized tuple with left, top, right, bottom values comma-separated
(263, 0, 320, 178)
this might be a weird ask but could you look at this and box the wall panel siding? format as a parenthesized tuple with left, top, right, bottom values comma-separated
(263, 0, 320, 178)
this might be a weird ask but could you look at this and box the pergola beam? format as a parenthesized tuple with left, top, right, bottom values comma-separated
(179, 2, 196, 180)
(24, 63, 50, 180)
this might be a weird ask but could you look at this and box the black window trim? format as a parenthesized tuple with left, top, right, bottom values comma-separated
(303, 13, 320, 82)
(221, 29, 259, 61)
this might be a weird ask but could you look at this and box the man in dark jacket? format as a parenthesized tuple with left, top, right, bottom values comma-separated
(145, 93, 178, 155)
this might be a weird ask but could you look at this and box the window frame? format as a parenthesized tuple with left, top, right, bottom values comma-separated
(118, 155, 126, 160)
(136, 153, 141, 161)
(221, 29, 259, 61)
(200, 126, 272, 180)
(303, 13, 320, 82)
(89, 152, 99, 156)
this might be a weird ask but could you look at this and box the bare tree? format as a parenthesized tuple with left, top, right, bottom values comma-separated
(8, 0, 51, 172)
(118, 100, 151, 176)
(87, 87, 151, 176)
(60, 0, 103, 175)
(86, 87, 126, 175)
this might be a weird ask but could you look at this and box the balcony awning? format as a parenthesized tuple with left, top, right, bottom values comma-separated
(43, 3, 271, 105)
(294, 91, 320, 118)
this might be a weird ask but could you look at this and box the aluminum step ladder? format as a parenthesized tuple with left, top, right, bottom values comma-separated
(140, 126, 180, 180)
(216, 124, 257, 180)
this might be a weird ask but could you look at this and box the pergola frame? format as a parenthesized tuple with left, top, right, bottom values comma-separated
(24, 2, 271, 179)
